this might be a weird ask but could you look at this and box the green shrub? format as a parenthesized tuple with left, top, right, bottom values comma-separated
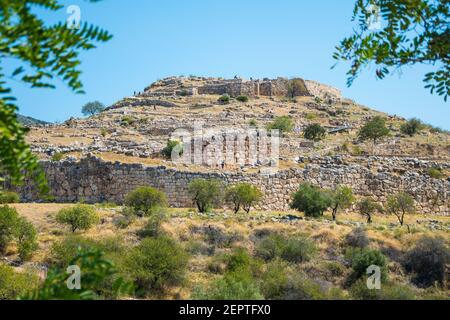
(192, 271, 263, 300)
(281, 272, 327, 300)
(24, 248, 132, 300)
(50, 235, 126, 268)
(188, 179, 224, 213)
(0, 263, 39, 299)
(225, 183, 263, 214)
(346, 248, 388, 284)
(236, 95, 249, 102)
(137, 208, 167, 238)
(427, 167, 445, 179)
(161, 140, 183, 160)
(260, 259, 290, 299)
(114, 207, 136, 229)
(124, 237, 188, 296)
(267, 116, 294, 134)
(402, 236, 449, 288)
(15, 217, 38, 261)
(256, 234, 316, 263)
(290, 183, 332, 218)
(303, 124, 326, 141)
(400, 118, 423, 136)
(56, 204, 99, 233)
(50, 235, 98, 267)
(124, 186, 168, 217)
(349, 279, 416, 300)
(0, 191, 20, 204)
(218, 94, 230, 104)
(121, 116, 135, 125)
(249, 119, 257, 127)
(0, 206, 20, 253)
(51, 152, 64, 161)
(0, 206, 37, 260)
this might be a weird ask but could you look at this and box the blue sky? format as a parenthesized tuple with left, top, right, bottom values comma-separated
(6, 0, 449, 129)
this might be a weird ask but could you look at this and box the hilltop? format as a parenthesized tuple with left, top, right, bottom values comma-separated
(25, 75, 449, 169)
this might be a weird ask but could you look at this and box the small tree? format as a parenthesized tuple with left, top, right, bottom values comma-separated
(225, 183, 263, 214)
(267, 116, 294, 135)
(330, 186, 355, 221)
(81, 101, 105, 116)
(386, 192, 415, 226)
(124, 187, 168, 217)
(286, 78, 307, 98)
(303, 124, 326, 142)
(358, 116, 390, 153)
(400, 118, 424, 136)
(290, 183, 332, 218)
(357, 198, 382, 224)
(0, 206, 38, 260)
(188, 179, 223, 213)
(15, 217, 38, 261)
(56, 205, 99, 233)
(0, 206, 19, 253)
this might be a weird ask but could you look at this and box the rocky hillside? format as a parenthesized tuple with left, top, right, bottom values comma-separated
(25, 76, 449, 172)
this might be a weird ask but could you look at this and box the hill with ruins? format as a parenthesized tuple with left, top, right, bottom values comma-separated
(19, 75, 450, 214)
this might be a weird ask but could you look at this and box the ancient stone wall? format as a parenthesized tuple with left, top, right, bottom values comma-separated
(17, 157, 449, 215)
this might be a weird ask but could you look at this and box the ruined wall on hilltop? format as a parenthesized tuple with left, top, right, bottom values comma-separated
(16, 157, 449, 215)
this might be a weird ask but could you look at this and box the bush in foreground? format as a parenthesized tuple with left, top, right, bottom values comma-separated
(402, 236, 449, 288)
(56, 204, 99, 233)
(0, 191, 20, 204)
(124, 237, 189, 296)
(0, 263, 39, 299)
(124, 187, 168, 217)
(192, 271, 263, 300)
(345, 248, 388, 286)
(0, 206, 38, 260)
(256, 234, 316, 263)
(290, 183, 332, 218)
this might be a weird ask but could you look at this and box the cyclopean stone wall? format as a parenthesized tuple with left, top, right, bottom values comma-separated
(16, 156, 449, 215)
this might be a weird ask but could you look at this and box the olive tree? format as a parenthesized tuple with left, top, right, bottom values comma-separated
(225, 183, 263, 214)
(386, 192, 415, 226)
(290, 183, 333, 218)
(330, 186, 355, 221)
(188, 179, 224, 213)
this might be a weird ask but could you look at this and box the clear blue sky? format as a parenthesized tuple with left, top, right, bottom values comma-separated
(6, 0, 449, 129)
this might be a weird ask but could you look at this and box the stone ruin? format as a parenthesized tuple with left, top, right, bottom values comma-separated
(140, 76, 341, 99)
